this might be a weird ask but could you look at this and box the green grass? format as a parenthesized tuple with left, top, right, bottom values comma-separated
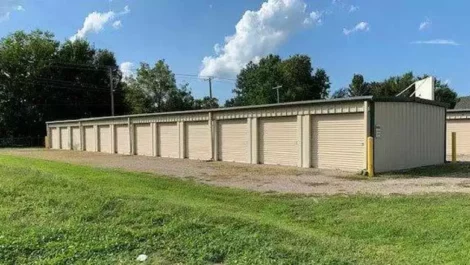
(1, 156, 470, 264)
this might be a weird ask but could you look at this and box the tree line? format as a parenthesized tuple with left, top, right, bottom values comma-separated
(0, 30, 459, 139)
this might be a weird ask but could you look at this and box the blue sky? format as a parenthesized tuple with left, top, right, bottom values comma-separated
(1, 0, 468, 103)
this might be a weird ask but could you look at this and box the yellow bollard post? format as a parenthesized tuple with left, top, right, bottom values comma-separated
(452, 132, 457, 163)
(367, 136, 374, 177)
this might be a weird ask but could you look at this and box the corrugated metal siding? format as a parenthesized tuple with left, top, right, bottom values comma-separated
(60, 127, 69, 150)
(51, 128, 59, 149)
(217, 119, 248, 163)
(115, 125, 130, 155)
(447, 120, 470, 156)
(84, 126, 95, 152)
(71, 127, 80, 150)
(374, 102, 445, 173)
(158, 122, 178, 158)
(185, 121, 210, 160)
(259, 117, 298, 166)
(312, 113, 365, 171)
(98, 125, 111, 153)
(134, 124, 152, 156)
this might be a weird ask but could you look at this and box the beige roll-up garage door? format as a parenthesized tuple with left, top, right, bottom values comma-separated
(115, 125, 130, 155)
(71, 127, 80, 150)
(158, 122, 178, 158)
(185, 121, 210, 160)
(60, 127, 70, 150)
(51, 128, 59, 149)
(447, 120, 470, 156)
(312, 113, 365, 171)
(259, 117, 298, 166)
(84, 126, 95, 152)
(217, 119, 248, 163)
(134, 123, 152, 156)
(98, 125, 111, 153)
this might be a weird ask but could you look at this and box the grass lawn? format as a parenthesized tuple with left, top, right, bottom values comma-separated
(1, 156, 470, 264)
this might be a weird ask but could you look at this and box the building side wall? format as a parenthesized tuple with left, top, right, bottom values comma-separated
(446, 119, 470, 156)
(374, 102, 445, 173)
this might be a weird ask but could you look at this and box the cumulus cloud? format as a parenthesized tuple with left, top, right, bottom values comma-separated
(411, 39, 460, 46)
(112, 20, 122, 29)
(349, 5, 359, 13)
(419, 18, 431, 31)
(343, 21, 369, 35)
(70, 6, 130, 41)
(120, 62, 135, 79)
(15, 5, 25, 11)
(199, 0, 321, 78)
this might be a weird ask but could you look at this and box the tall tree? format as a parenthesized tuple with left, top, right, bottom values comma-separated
(331, 72, 458, 107)
(124, 60, 196, 114)
(226, 54, 330, 106)
(0, 30, 124, 138)
(348, 74, 371, 96)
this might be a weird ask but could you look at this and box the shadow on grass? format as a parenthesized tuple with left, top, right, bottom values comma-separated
(382, 162, 470, 179)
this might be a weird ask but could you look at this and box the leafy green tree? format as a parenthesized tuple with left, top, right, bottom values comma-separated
(194, 96, 219, 109)
(348, 74, 371, 96)
(330, 72, 458, 107)
(124, 60, 197, 113)
(226, 54, 330, 106)
(0, 30, 125, 138)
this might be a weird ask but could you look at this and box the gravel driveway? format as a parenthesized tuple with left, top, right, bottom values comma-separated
(2, 148, 470, 195)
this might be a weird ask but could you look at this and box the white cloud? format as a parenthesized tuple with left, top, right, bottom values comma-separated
(343, 21, 369, 35)
(304, 11, 323, 25)
(15, 5, 25, 11)
(419, 18, 431, 31)
(112, 20, 122, 29)
(121, 5, 130, 15)
(120, 62, 135, 79)
(0, 12, 10, 22)
(411, 39, 460, 46)
(199, 0, 321, 78)
(349, 5, 359, 13)
(70, 6, 130, 41)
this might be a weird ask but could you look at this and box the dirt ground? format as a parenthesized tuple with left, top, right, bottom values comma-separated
(2, 148, 470, 195)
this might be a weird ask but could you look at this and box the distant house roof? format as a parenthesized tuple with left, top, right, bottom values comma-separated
(454, 96, 470, 109)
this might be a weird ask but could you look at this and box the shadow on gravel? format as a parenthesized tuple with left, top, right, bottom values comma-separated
(383, 162, 470, 179)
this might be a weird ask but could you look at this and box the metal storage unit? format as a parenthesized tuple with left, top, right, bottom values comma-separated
(51, 128, 60, 149)
(115, 125, 130, 155)
(259, 117, 298, 166)
(312, 113, 365, 171)
(60, 127, 70, 150)
(374, 101, 445, 172)
(134, 124, 152, 156)
(98, 125, 111, 153)
(185, 121, 210, 160)
(217, 119, 248, 163)
(47, 97, 447, 173)
(71, 127, 80, 150)
(446, 110, 470, 158)
(158, 122, 179, 158)
(84, 126, 95, 152)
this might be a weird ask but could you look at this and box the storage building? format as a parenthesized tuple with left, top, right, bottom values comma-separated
(447, 109, 470, 159)
(46, 97, 446, 173)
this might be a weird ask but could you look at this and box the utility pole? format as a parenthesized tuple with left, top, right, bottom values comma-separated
(109, 67, 115, 116)
(204, 77, 213, 98)
(272, 85, 282, 103)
